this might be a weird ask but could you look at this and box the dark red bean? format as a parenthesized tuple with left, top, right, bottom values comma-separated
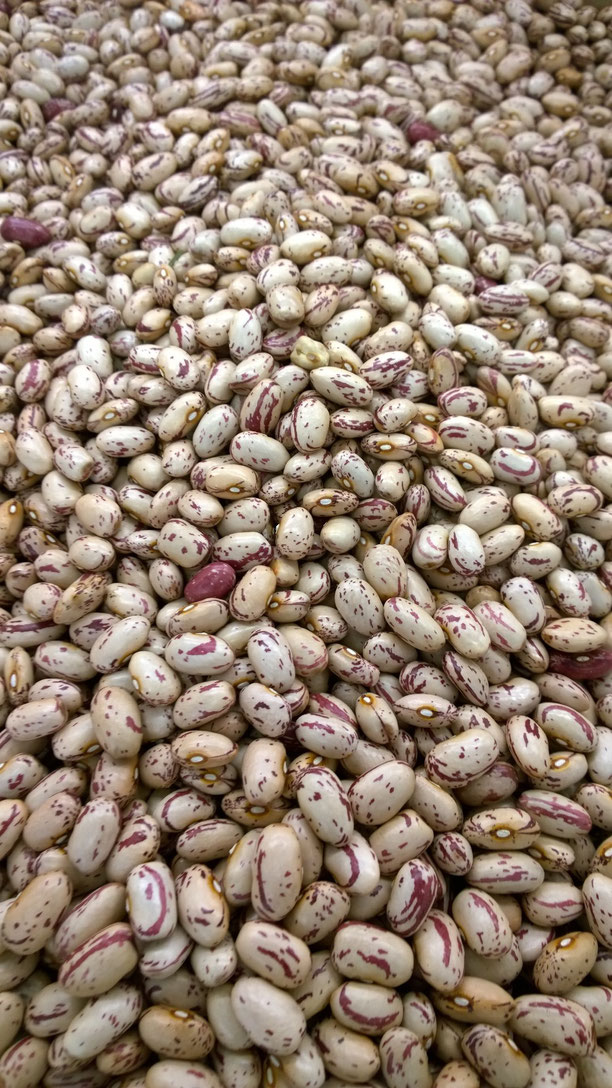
(547, 650, 612, 680)
(42, 99, 75, 122)
(405, 121, 441, 144)
(184, 562, 237, 602)
(0, 217, 52, 248)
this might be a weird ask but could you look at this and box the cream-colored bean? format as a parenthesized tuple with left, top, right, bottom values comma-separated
(230, 976, 306, 1055)
(1, 4, 612, 1070)
(64, 983, 143, 1061)
(509, 994, 596, 1055)
(236, 921, 311, 989)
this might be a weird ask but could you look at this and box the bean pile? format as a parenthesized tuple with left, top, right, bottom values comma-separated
(1, 0, 612, 1086)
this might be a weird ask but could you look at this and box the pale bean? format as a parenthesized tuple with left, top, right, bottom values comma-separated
(510, 994, 596, 1055)
(231, 976, 306, 1055)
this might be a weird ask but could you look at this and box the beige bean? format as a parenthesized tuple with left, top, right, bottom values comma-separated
(54, 883, 127, 962)
(251, 824, 303, 921)
(176, 864, 229, 949)
(0, 1037, 49, 1088)
(331, 921, 413, 988)
(510, 994, 596, 1055)
(231, 976, 306, 1055)
(165, 634, 235, 676)
(235, 921, 311, 989)
(461, 1024, 530, 1088)
(527, 1051, 578, 1088)
(433, 977, 515, 1027)
(58, 923, 138, 997)
(583, 873, 612, 950)
(139, 1005, 214, 1061)
(66, 797, 122, 875)
(2, 871, 72, 955)
(330, 980, 402, 1036)
(126, 861, 177, 943)
(452, 888, 514, 959)
(145, 1059, 222, 1088)
(285, 881, 351, 945)
(64, 983, 143, 1061)
(533, 932, 598, 994)
(313, 1017, 380, 1081)
(0, 992, 24, 1052)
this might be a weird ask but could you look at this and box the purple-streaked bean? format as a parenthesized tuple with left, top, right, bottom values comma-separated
(463, 939, 524, 990)
(369, 809, 433, 875)
(5, 696, 68, 741)
(534, 702, 597, 753)
(126, 861, 177, 943)
(431, 833, 474, 877)
(347, 762, 415, 827)
(452, 889, 514, 959)
(462, 806, 540, 851)
(165, 633, 234, 676)
(583, 873, 612, 950)
(296, 766, 353, 847)
(510, 994, 596, 1056)
(238, 683, 291, 738)
(410, 773, 463, 832)
(24, 983, 81, 1040)
(522, 882, 584, 929)
(171, 730, 237, 770)
(177, 818, 242, 862)
(519, 790, 592, 839)
(66, 798, 121, 875)
(285, 881, 351, 945)
(527, 1050, 578, 1088)
(63, 982, 143, 1061)
(461, 1024, 530, 1088)
(0, 991, 24, 1051)
(246, 628, 295, 692)
(213, 531, 273, 571)
(565, 985, 612, 1037)
(412, 910, 465, 994)
(330, 979, 402, 1036)
(325, 830, 380, 894)
(58, 923, 138, 997)
(54, 884, 127, 962)
(144, 1059, 221, 1088)
(241, 738, 287, 806)
(175, 864, 229, 949)
(426, 730, 499, 788)
(383, 598, 445, 652)
(0, 1036, 49, 1088)
(251, 823, 303, 921)
(433, 1061, 480, 1088)
(294, 713, 357, 759)
(105, 813, 161, 882)
(331, 921, 414, 988)
(1, 871, 72, 955)
(235, 921, 311, 989)
(505, 715, 550, 779)
(386, 857, 438, 937)
(466, 851, 545, 894)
